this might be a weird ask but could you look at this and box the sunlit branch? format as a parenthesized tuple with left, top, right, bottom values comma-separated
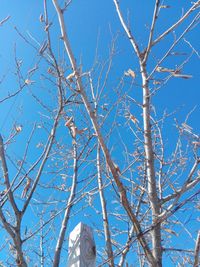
(194, 231, 200, 267)
(152, 1, 200, 46)
(112, 0, 141, 58)
(0, 135, 19, 214)
(52, 1, 156, 265)
(148, 12, 200, 80)
(143, 0, 160, 63)
(97, 143, 114, 267)
(53, 139, 78, 267)
(159, 159, 200, 218)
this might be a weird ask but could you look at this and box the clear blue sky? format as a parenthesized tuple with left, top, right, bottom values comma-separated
(1, 1, 199, 133)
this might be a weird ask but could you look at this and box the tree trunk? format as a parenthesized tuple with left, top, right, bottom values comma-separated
(141, 65, 162, 267)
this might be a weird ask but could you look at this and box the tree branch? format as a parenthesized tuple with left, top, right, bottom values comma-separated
(143, 0, 160, 63)
(194, 231, 200, 267)
(53, 139, 78, 267)
(112, 0, 141, 58)
(52, 1, 156, 265)
(97, 144, 114, 267)
(152, 1, 200, 46)
(0, 134, 19, 215)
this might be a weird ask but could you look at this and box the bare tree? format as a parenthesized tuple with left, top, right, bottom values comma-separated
(0, 1, 199, 266)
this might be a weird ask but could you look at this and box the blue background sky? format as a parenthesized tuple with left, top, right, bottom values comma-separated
(1, 0, 200, 133)
(0, 1, 199, 266)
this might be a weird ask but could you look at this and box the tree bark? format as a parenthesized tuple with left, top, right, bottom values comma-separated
(141, 65, 162, 267)
(97, 144, 114, 267)
(53, 141, 78, 267)
(52, 1, 156, 265)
